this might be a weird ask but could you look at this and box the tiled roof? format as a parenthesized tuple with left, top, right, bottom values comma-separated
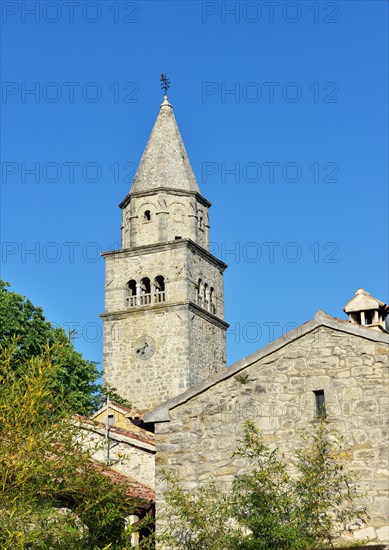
(91, 462, 155, 506)
(74, 416, 155, 447)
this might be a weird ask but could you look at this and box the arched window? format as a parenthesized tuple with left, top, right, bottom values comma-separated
(204, 283, 209, 311)
(126, 279, 137, 308)
(173, 208, 184, 224)
(140, 277, 151, 305)
(154, 276, 166, 303)
(197, 279, 203, 307)
(210, 287, 216, 314)
(143, 210, 151, 222)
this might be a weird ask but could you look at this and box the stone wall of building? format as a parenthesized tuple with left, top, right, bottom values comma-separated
(185, 243, 225, 317)
(79, 423, 155, 489)
(102, 240, 227, 411)
(103, 241, 224, 316)
(121, 191, 209, 251)
(103, 304, 189, 410)
(188, 308, 227, 386)
(153, 326, 389, 543)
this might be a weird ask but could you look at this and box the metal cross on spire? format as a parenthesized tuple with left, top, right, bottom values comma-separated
(160, 73, 170, 95)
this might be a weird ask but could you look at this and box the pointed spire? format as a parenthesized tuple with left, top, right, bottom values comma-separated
(160, 94, 171, 108)
(129, 97, 200, 194)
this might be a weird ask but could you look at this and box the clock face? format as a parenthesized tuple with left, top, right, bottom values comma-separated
(134, 336, 156, 360)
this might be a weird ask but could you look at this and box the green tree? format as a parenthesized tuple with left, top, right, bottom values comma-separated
(160, 478, 241, 549)
(292, 419, 366, 546)
(0, 339, 150, 549)
(161, 420, 368, 549)
(0, 279, 100, 414)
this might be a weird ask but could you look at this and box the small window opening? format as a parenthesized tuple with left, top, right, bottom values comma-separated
(106, 413, 115, 427)
(127, 280, 137, 295)
(154, 276, 166, 303)
(126, 280, 137, 307)
(203, 283, 209, 310)
(143, 210, 151, 222)
(210, 287, 216, 314)
(140, 277, 151, 293)
(350, 312, 358, 324)
(197, 279, 203, 306)
(364, 310, 374, 325)
(175, 236, 182, 240)
(139, 277, 151, 305)
(154, 276, 165, 293)
(314, 390, 326, 419)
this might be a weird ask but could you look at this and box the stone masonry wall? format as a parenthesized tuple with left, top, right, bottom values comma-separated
(103, 242, 224, 317)
(80, 427, 155, 488)
(189, 313, 227, 386)
(103, 305, 190, 411)
(102, 241, 226, 411)
(185, 245, 225, 317)
(122, 193, 209, 251)
(155, 327, 389, 543)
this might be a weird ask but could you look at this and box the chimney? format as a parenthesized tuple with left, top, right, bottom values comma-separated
(343, 288, 389, 331)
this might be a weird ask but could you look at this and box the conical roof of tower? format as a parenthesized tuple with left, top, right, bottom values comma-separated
(130, 96, 200, 194)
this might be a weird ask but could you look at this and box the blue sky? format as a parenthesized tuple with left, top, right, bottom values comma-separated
(1, 0, 388, 371)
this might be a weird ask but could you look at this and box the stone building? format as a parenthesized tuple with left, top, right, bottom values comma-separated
(145, 308, 389, 543)
(81, 403, 155, 490)
(101, 95, 228, 412)
(101, 95, 389, 545)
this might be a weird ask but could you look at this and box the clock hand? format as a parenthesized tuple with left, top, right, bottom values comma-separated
(136, 342, 150, 355)
(137, 344, 146, 354)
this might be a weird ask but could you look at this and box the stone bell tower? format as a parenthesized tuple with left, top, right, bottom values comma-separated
(101, 94, 228, 412)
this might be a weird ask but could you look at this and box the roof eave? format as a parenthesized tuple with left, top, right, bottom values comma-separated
(119, 188, 211, 210)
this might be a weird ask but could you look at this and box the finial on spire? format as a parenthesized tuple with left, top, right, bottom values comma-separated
(160, 73, 170, 96)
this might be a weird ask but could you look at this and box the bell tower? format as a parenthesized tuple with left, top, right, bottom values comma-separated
(101, 93, 228, 412)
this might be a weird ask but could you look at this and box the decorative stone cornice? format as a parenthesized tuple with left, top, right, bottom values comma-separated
(102, 238, 228, 271)
(101, 300, 229, 330)
(119, 188, 211, 210)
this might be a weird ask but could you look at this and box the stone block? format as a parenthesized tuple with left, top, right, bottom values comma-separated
(376, 525, 389, 543)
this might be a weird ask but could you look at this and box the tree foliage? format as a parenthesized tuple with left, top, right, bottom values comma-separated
(0, 339, 151, 549)
(161, 420, 368, 549)
(0, 279, 100, 414)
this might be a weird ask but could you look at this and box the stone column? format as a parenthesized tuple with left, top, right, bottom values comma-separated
(136, 283, 142, 307)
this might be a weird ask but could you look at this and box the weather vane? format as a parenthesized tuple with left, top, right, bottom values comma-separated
(160, 73, 170, 95)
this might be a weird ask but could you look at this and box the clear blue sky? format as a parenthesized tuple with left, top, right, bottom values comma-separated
(1, 0, 388, 372)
